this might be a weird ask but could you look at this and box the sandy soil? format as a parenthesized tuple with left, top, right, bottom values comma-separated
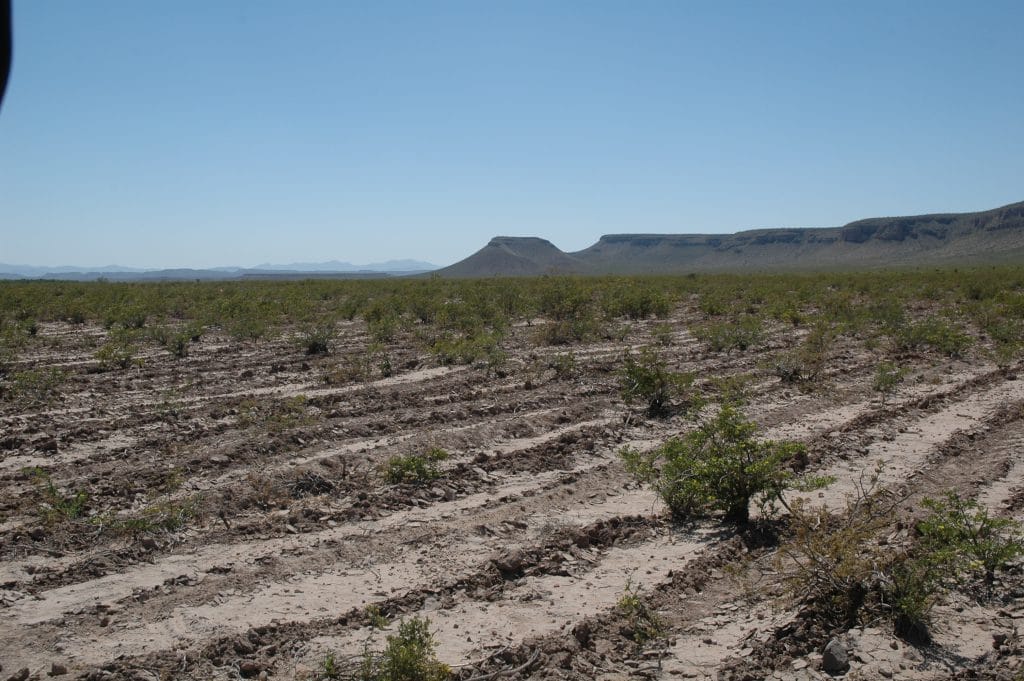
(1, 310, 1022, 681)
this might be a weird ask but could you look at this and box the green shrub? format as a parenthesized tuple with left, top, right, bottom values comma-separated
(384, 448, 449, 485)
(95, 328, 142, 370)
(2, 367, 67, 406)
(359, 616, 450, 681)
(622, 406, 806, 523)
(772, 324, 833, 385)
(617, 578, 664, 644)
(27, 470, 89, 525)
(548, 352, 578, 380)
(873, 361, 906, 403)
(299, 321, 335, 355)
(691, 315, 763, 353)
(917, 492, 1023, 581)
(619, 348, 698, 417)
(894, 318, 972, 357)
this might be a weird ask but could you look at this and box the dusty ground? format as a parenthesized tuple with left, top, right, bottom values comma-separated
(1, 306, 1022, 680)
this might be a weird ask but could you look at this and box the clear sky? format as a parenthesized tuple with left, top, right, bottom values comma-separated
(1, 1, 1022, 269)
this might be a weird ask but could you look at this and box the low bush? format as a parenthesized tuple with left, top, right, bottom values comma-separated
(617, 577, 664, 644)
(619, 348, 699, 417)
(622, 406, 807, 523)
(872, 361, 906, 403)
(383, 448, 449, 485)
(360, 616, 450, 681)
(691, 315, 763, 353)
(299, 321, 335, 355)
(894, 318, 972, 357)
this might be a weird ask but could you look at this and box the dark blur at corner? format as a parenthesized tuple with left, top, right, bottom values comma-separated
(1, 0, 11, 113)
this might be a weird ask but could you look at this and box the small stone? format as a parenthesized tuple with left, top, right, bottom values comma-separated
(493, 550, 525, 576)
(7, 669, 29, 681)
(234, 638, 255, 655)
(50, 663, 68, 676)
(258, 673, 268, 681)
(99, 616, 111, 627)
(822, 638, 850, 675)
(792, 659, 809, 670)
(239, 660, 261, 678)
(993, 632, 1009, 649)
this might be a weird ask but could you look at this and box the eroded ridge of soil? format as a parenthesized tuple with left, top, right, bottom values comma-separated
(2, 281, 1023, 681)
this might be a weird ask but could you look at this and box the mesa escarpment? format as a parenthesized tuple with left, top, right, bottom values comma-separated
(438, 200, 1024, 276)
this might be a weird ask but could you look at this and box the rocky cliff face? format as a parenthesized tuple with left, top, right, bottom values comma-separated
(436, 201, 1024, 276)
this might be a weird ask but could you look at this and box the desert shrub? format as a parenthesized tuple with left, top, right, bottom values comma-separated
(1, 367, 67, 406)
(917, 492, 1023, 581)
(166, 331, 191, 358)
(781, 465, 897, 628)
(617, 578, 664, 644)
(228, 316, 272, 342)
(894, 318, 972, 357)
(104, 304, 147, 330)
(548, 351, 578, 380)
(618, 348, 699, 417)
(368, 314, 400, 344)
(650, 322, 674, 346)
(783, 471, 1024, 642)
(94, 328, 142, 370)
(602, 285, 672, 320)
(429, 331, 504, 368)
(358, 616, 450, 681)
(26, 469, 89, 525)
(533, 316, 600, 346)
(622, 406, 807, 523)
(872, 361, 906, 403)
(772, 322, 833, 385)
(298, 321, 335, 355)
(691, 315, 763, 353)
(109, 497, 201, 537)
(384, 448, 448, 485)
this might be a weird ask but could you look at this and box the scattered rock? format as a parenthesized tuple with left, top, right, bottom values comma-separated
(572, 621, 592, 647)
(493, 550, 525, 576)
(6, 669, 29, 681)
(234, 638, 255, 655)
(49, 663, 68, 676)
(822, 638, 850, 675)
(239, 660, 261, 678)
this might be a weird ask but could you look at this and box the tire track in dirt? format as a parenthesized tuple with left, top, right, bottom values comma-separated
(437, 371, 1024, 680)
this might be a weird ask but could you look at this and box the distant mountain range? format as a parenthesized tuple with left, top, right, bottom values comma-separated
(437, 201, 1024, 276)
(6, 202, 1024, 281)
(0, 259, 438, 281)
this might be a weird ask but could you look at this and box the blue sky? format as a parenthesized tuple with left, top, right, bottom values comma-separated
(1, 1, 1022, 269)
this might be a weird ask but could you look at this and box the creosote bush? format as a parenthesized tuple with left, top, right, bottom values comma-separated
(361, 616, 450, 681)
(383, 448, 449, 485)
(619, 347, 699, 417)
(783, 470, 1024, 644)
(873, 361, 906, 403)
(622, 406, 808, 523)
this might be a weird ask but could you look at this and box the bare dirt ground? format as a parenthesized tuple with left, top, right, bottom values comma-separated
(1, 306, 1022, 681)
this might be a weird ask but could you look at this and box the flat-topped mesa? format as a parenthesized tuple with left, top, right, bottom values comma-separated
(435, 235, 587, 277)
(437, 200, 1024, 276)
